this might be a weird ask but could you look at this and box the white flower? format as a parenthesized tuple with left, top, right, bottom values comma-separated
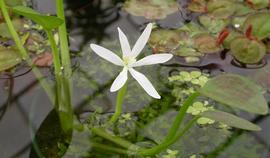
(90, 23, 173, 99)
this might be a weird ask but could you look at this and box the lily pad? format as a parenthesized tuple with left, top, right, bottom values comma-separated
(193, 33, 221, 54)
(149, 29, 181, 53)
(11, 6, 63, 30)
(199, 73, 268, 115)
(201, 110, 261, 131)
(234, 3, 254, 16)
(222, 30, 241, 49)
(0, 47, 22, 72)
(246, 0, 269, 9)
(188, 0, 208, 13)
(5, 0, 23, 6)
(230, 37, 266, 64)
(123, 0, 180, 20)
(243, 12, 270, 40)
(207, 0, 235, 19)
(198, 15, 229, 35)
(0, 19, 24, 38)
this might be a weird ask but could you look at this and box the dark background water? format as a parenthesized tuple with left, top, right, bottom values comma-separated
(0, 0, 270, 157)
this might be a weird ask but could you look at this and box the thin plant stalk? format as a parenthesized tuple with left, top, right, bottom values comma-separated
(163, 92, 200, 142)
(91, 127, 137, 150)
(46, 29, 73, 131)
(138, 116, 200, 156)
(109, 82, 128, 124)
(0, 0, 53, 101)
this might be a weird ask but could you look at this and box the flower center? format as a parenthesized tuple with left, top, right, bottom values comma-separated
(123, 56, 136, 67)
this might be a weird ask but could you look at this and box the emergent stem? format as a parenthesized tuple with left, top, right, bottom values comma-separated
(138, 116, 200, 156)
(109, 82, 128, 124)
(164, 92, 200, 142)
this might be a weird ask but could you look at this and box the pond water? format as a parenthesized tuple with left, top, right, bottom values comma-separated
(0, 0, 270, 157)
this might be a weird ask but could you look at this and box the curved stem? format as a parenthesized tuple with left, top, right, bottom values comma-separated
(91, 127, 136, 150)
(0, 0, 53, 100)
(164, 92, 200, 142)
(138, 116, 200, 156)
(109, 82, 128, 124)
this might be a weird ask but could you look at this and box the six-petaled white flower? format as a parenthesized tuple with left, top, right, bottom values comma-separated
(90, 23, 173, 99)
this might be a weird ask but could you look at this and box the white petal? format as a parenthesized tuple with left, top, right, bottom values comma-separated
(132, 54, 173, 67)
(90, 44, 123, 66)
(110, 68, 128, 92)
(131, 23, 153, 58)
(118, 27, 132, 57)
(129, 68, 161, 99)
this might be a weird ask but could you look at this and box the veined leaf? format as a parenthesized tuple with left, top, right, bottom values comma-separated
(199, 74, 268, 115)
(243, 12, 270, 40)
(0, 47, 22, 71)
(11, 6, 63, 30)
(201, 110, 261, 131)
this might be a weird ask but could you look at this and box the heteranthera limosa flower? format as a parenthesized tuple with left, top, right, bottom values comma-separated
(90, 23, 173, 99)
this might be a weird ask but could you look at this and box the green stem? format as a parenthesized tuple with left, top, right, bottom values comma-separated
(56, 0, 72, 107)
(163, 92, 200, 142)
(138, 116, 200, 156)
(91, 142, 129, 155)
(0, 0, 53, 101)
(109, 82, 128, 124)
(91, 127, 137, 150)
(46, 30, 73, 131)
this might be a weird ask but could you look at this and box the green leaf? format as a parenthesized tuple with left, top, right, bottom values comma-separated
(207, 0, 235, 19)
(5, 0, 23, 6)
(0, 19, 23, 38)
(0, 47, 22, 71)
(230, 37, 266, 64)
(199, 73, 268, 115)
(123, 0, 180, 20)
(11, 6, 63, 30)
(193, 33, 221, 54)
(201, 110, 261, 131)
(243, 12, 270, 40)
(249, 64, 270, 91)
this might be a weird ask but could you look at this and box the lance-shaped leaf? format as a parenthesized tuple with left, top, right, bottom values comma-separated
(243, 12, 270, 40)
(201, 110, 261, 131)
(199, 74, 268, 115)
(0, 47, 22, 72)
(5, 0, 23, 6)
(249, 64, 270, 91)
(230, 37, 266, 64)
(11, 6, 63, 30)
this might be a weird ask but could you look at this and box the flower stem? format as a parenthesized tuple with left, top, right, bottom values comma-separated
(138, 116, 200, 156)
(163, 92, 200, 142)
(0, 0, 53, 100)
(109, 82, 128, 124)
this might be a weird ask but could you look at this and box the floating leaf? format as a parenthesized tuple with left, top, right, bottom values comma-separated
(246, 0, 269, 9)
(201, 110, 261, 131)
(0, 47, 22, 72)
(0, 19, 23, 38)
(199, 73, 268, 115)
(198, 15, 229, 35)
(230, 37, 266, 64)
(234, 3, 254, 16)
(193, 33, 221, 54)
(123, 0, 180, 20)
(207, 0, 235, 19)
(149, 29, 181, 53)
(222, 30, 241, 49)
(188, 0, 208, 13)
(11, 6, 63, 30)
(5, 0, 23, 6)
(243, 12, 270, 40)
